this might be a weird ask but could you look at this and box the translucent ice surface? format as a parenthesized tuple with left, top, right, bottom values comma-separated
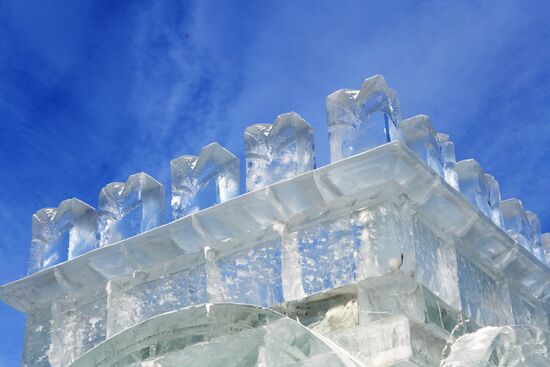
(501, 198, 533, 253)
(171, 143, 239, 219)
(485, 174, 505, 229)
(454, 159, 492, 218)
(28, 198, 97, 274)
(441, 326, 550, 367)
(436, 133, 460, 190)
(326, 74, 400, 162)
(398, 114, 444, 177)
(245, 112, 315, 191)
(98, 172, 165, 247)
(526, 211, 545, 264)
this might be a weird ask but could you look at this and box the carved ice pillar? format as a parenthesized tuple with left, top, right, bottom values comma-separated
(436, 133, 460, 190)
(484, 173, 505, 229)
(526, 211, 544, 263)
(171, 143, 239, 219)
(500, 198, 533, 253)
(98, 172, 165, 247)
(453, 159, 492, 218)
(28, 198, 97, 274)
(245, 111, 315, 192)
(397, 115, 444, 177)
(326, 74, 400, 162)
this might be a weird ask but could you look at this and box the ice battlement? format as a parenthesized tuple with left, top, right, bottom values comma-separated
(2, 74, 550, 367)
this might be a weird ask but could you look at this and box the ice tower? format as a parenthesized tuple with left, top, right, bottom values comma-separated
(1, 75, 550, 367)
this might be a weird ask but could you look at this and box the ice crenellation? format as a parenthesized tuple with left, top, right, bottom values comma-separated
(24, 75, 546, 275)
(2, 74, 549, 367)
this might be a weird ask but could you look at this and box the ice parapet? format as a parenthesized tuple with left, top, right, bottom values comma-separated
(326, 74, 400, 162)
(397, 115, 444, 177)
(485, 173, 505, 229)
(501, 198, 533, 253)
(98, 172, 165, 247)
(441, 326, 550, 367)
(171, 143, 239, 219)
(28, 198, 97, 274)
(436, 133, 460, 190)
(245, 112, 315, 191)
(453, 159, 492, 218)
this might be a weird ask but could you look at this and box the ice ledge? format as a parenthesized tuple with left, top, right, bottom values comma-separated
(2, 141, 549, 313)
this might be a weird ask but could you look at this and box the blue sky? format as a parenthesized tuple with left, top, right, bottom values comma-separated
(1, 0, 549, 364)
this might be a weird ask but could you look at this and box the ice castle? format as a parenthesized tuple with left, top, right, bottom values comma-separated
(2, 75, 550, 366)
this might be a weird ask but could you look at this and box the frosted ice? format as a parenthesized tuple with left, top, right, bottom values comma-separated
(485, 173, 505, 229)
(98, 172, 165, 247)
(245, 112, 315, 192)
(398, 114, 444, 177)
(326, 74, 400, 162)
(526, 211, 545, 264)
(454, 159, 492, 218)
(501, 198, 533, 253)
(436, 133, 460, 190)
(28, 198, 97, 274)
(441, 326, 550, 366)
(171, 143, 239, 219)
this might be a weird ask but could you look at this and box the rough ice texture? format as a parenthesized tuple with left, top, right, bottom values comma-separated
(98, 172, 165, 247)
(485, 173, 505, 229)
(526, 211, 545, 263)
(71, 304, 362, 367)
(245, 112, 315, 192)
(171, 143, 239, 219)
(441, 326, 550, 366)
(326, 74, 400, 162)
(28, 198, 97, 274)
(454, 159, 492, 218)
(436, 133, 460, 190)
(501, 198, 533, 253)
(398, 114, 444, 177)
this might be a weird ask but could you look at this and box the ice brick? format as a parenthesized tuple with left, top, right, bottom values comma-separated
(457, 254, 513, 327)
(29, 198, 97, 274)
(98, 172, 165, 247)
(501, 198, 533, 253)
(329, 314, 448, 367)
(245, 112, 315, 192)
(216, 239, 284, 306)
(357, 272, 459, 333)
(454, 159, 492, 218)
(510, 291, 549, 330)
(297, 215, 362, 296)
(327, 74, 400, 162)
(49, 297, 107, 366)
(398, 114, 444, 177)
(171, 143, 239, 219)
(436, 133, 460, 190)
(106, 264, 207, 337)
(485, 173, 505, 229)
(526, 211, 545, 263)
